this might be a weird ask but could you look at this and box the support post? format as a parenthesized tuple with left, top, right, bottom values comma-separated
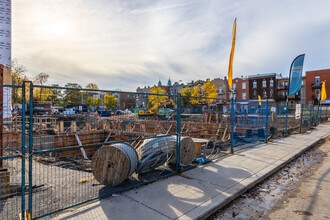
(309, 105, 312, 129)
(21, 82, 26, 220)
(300, 104, 304, 133)
(28, 82, 33, 217)
(176, 94, 181, 173)
(230, 98, 235, 153)
(284, 98, 289, 136)
(265, 100, 269, 143)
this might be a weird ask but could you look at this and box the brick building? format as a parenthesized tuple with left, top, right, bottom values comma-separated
(232, 76, 249, 100)
(275, 76, 306, 109)
(136, 86, 151, 108)
(248, 73, 278, 101)
(306, 69, 330, 105)
(211, 77, 229, 102)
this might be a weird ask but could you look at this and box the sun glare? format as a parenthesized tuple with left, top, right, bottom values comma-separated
(36, 18, 74, 39)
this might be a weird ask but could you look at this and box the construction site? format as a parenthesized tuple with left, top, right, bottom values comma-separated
(0, 65, 328, 220)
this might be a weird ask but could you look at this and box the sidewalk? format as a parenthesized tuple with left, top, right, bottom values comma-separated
(54, 123, 330, 220)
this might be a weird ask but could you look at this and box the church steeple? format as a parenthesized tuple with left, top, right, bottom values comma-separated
(158, 79, 162, 87)
(167, 78, 172, 87)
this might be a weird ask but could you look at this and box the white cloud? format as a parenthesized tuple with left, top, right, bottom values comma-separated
(12, 0, 330, 90)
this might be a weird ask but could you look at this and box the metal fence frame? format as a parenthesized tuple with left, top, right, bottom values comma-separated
(0, 82, 329, 219)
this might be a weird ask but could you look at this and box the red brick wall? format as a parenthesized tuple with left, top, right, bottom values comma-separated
(232, 77, 249, 100)
(306, 69, 330, 105)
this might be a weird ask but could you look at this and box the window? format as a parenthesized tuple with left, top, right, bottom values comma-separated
(315, 76, 320, 85)
(316, 89, 320, 99)
(242, 93, 246, 100)
(233, 83, 236, 89)
(285, 81, 288, 86)
(270, 89, 273, 98)
(253, 81, 257, 88)
(262, 80, 266, 88)
(270, 79, 274, 87)
(263, 90, 267, 98)
(242, 82, 246, 89)
(253, 90, 257, 98)
(218, 87, 222, 93)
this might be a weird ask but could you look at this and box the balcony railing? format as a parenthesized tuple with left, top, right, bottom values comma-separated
(311, 83, 321, 89)
(277, 85, 288, 90)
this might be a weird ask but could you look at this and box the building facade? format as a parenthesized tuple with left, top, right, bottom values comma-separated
(306, 69, 330, 105)
(275, 77, 305, 110)
(232, 76, 249, 100)
(136, 86, 151, 108)
(248, 73, 278, 101)
(211, 77, 229, 102)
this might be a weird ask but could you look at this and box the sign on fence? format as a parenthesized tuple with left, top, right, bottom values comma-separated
(271, 106, 276, 113)
(295, 104, 301, 119)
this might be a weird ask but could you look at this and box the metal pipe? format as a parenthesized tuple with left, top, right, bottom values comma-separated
(28, 82, 34, 217)
(230, 98, 234, 153)
(21, 81, 26, 220)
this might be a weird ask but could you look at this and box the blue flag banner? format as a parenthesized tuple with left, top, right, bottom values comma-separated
(288, 54, 305, 96)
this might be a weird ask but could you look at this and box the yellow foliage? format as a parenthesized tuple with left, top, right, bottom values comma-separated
(148, 86, 168, 107)
(202, 79, 218, 103)
(190, 85, 201, 105)
(33, 87, 53, 104)
(104, 94, 118, 109)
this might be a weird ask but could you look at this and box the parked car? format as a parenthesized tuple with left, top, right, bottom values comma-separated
(191, 109, 202, 114)
(123, 109, 132, 114)
(97, 110, 112, 117)
(116, 110, 124, 115)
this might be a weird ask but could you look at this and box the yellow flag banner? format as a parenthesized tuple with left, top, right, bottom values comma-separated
(228, 18, 237, 89)
(321, 81, 327, 101)
(258, 95, 261, 106)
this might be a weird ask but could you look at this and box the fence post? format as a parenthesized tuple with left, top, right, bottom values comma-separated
(28, 82, 34, 218)
(21, 82, 26, 220)
(300, 104, 304, 133)
(230, 99, 234, 154)
(284, 101, 289, 136)
(265, 100, 269, 143)
(318, 106, 322, 125)
(309, 105, 312, 129)
(176, 94, 181, 173)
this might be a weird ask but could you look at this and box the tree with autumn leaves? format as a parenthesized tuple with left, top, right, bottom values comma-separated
(180, 79, 218, 105)
(148, 86, 168, 108)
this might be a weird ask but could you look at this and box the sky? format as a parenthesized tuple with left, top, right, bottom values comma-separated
(12, 0, 330, 91)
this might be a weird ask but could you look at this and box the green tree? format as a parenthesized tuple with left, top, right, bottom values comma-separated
(49, 84, 62, 104)
(104, 94, 118, 109)
(85, 83, 99, 90)
(180, 87, 192, 108)
(64, 83, 82, 105)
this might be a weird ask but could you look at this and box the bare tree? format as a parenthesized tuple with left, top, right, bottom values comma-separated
(34, 72, 49, 101)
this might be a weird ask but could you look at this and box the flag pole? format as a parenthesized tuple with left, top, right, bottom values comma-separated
(315, 80, 325, 124)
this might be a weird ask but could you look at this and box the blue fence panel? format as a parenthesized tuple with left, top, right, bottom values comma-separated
(231, 100, 268, 151)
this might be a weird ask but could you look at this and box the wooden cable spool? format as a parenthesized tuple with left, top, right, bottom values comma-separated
(91, 143, 138, 187)
(171, 137, 196, 166)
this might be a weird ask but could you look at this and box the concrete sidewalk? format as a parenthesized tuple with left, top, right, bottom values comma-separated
(54, 123, 330, 220)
